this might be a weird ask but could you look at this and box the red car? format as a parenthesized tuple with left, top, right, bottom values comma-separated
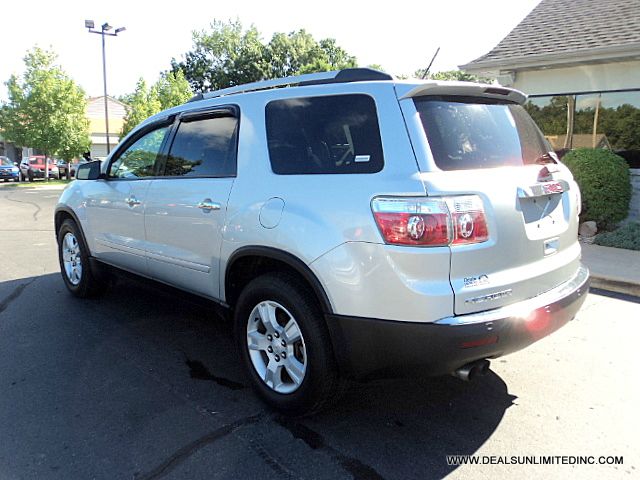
(19, 155, 60, 181)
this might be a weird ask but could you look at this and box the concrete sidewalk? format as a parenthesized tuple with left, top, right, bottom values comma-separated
(581, 242, 640, 297)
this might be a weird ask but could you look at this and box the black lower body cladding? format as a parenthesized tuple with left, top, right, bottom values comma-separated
(326, 266, 590, 380)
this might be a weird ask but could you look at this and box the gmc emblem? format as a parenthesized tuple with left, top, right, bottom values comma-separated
(542, 182, 564, 194)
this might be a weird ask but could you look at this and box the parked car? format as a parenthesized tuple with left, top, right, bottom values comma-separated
(57, 158, 89, 179)
(55, 68, 590, 415)
(0, 156, 20, 182)
(19, 155, 59, 181)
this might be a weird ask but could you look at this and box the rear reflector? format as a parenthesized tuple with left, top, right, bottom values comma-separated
(372, 195, 489, 247)
(459, 335, 499, 349)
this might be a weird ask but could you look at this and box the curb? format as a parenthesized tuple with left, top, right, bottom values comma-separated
(589, 274, 640, 298)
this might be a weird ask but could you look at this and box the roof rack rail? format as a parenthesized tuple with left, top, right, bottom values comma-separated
(188, 68, 393, 103)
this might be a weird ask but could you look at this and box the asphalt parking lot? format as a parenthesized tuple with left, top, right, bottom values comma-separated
(1, 183, 638, 480)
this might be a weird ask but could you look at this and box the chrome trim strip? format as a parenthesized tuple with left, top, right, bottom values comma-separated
(435, 265, 589, 326)
(95, 238, 146, 256)
(146, 252, 210, 273)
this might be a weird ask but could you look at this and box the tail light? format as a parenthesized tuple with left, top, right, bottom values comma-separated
(371, 195, 489, 247)
(446, 196, 489, 245)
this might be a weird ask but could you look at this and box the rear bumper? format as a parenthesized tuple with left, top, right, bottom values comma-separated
(326, 265, 590, 379)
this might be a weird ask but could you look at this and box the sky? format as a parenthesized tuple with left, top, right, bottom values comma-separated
(0, 0, 541, 100)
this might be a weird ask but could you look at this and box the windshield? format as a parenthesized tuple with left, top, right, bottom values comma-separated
(414, 96, 551, 171)
(0, 157, 13, 166)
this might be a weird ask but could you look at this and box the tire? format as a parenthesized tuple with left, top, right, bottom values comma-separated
(57, 219, 105, 297)
(27, 171, 33, 182)
(234, 272, 343, 416)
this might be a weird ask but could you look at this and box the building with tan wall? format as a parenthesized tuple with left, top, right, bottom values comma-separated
(86, 96, 127, 159)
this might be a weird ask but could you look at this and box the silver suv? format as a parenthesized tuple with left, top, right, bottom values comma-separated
(55, 68, 589, 415)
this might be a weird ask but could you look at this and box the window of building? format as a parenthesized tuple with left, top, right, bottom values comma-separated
(526, 90, 640, 161)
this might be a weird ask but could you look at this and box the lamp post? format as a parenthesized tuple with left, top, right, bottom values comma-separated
(85, 20, 125, 156)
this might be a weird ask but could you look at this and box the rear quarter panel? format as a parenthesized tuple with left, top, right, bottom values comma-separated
(219, 83, 427, 307)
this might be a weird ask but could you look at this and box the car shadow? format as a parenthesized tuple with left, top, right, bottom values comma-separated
(0, 272, 515, 480)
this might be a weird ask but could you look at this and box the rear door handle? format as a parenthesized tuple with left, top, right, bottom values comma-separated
(197, 199, 221, 212)
(125, 196, 141, 207)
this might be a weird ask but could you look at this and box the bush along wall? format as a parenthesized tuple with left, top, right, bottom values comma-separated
(562, 148, 631, 231)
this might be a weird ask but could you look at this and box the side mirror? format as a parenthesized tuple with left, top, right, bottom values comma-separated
(76, 160, 102, 180)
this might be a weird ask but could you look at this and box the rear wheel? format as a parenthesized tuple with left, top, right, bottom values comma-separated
(57, 219, 104, 297)
(234, 273, 342, 415)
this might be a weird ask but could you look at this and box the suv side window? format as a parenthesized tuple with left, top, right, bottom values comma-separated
(109, 126, 169, 179)
(162, 115, 238, 177)
(265, 94, 384, 175)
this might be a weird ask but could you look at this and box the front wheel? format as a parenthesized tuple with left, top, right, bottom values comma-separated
(234, 273, 343, 416)
(57, 219, 104, 297)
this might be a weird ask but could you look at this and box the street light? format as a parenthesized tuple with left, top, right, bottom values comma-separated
(85, 20, 125, 155)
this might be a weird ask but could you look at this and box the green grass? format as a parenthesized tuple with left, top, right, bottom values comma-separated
(594, 222, 640, 251)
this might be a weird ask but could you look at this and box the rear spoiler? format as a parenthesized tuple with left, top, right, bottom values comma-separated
(396, 81, 527, 105)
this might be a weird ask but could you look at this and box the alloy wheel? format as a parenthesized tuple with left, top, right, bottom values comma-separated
(62, 232, 82, 285)
(246, 300, 307, 394)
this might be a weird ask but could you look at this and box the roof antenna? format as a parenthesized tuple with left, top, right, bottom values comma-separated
(421, 47, 441, 79)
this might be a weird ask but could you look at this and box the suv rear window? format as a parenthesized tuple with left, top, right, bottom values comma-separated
(266, 94, 384, 174)
(414, 96, 550, 171)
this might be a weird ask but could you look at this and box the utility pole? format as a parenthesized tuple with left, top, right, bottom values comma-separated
(85, 20, 126, 156)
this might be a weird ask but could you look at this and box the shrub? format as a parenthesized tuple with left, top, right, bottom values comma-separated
(562, 148, 631, 230)
(594, 222, 640, 250)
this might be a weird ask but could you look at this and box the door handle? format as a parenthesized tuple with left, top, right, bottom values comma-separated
(197, 199, 221, 212)
(125, 196, 141, 207)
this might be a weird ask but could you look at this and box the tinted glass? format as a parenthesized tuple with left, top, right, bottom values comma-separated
(525, 91, 640, 163)
(164, 116, 238, 177)
(109, 127, 169, 178)
(266, 94, 384, 174)
(415, 97, 549, 170)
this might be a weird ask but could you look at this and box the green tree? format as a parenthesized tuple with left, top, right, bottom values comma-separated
(120, 71, 193, 137)
(120, 78, 161, 137)
(0, 47, 89, 161)
(524, 96, 570, 136)
(599, 104, 640, 150)
(415, 69, 491, 83)
(171, 20, 268, 92)
(366, 64, 385, 72)
(152, 70, 193, 111)
(171, 20, 358, 92)
(266, 32, 356, 76)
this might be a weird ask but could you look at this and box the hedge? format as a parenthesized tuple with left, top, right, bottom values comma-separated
(561, 148, 631, 230)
